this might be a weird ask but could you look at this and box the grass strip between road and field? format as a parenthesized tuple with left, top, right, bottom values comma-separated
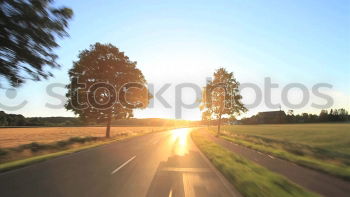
(0, 127, 175, 173)
(191, 129, 320, 197)
(0, 141, 108, 172)
(218, 134, 350, 181)
(0, 137, 124, 173)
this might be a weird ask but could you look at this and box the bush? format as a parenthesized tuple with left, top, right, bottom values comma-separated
(0, 148, 8, 156)
(56, 140, 70, 148)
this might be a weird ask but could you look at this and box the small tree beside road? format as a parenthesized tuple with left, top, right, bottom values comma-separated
(201, 68, 246, 135)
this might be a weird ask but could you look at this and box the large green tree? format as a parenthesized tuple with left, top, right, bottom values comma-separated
(0, 0, 73, 87)
(66, 43, 151, 137)
(201, 68, 246, 135)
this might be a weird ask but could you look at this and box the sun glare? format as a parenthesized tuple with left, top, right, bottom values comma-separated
(170, 128, 191, 156)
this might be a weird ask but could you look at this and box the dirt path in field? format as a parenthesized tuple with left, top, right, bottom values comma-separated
(203, 132, 350, 197)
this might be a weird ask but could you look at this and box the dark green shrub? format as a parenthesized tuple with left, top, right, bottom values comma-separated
(0, 148, 8, 156)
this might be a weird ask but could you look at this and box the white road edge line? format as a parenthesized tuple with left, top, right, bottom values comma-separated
(111, 156, 136, 175)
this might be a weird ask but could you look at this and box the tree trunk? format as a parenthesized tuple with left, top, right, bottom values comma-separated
(217, 115, 222, 136)
(105, 113, 112, 138)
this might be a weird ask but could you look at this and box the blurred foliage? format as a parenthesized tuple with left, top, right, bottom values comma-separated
(0, 0, 73, 87)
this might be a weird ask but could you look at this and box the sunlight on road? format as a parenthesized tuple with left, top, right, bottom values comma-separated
(170, 128, 191, 156)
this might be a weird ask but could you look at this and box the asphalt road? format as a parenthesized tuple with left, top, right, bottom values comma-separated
(0, 128, 240, 197)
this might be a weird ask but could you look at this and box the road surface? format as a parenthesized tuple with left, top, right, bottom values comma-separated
(0, 128, 240, 197)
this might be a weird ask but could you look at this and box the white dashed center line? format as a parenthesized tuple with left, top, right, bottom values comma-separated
(111, 156, 136, 175)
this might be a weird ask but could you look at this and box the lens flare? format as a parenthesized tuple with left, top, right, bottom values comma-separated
(170, 128, 190, 156)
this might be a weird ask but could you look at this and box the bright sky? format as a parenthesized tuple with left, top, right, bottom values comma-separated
(0, 0, 349, 120)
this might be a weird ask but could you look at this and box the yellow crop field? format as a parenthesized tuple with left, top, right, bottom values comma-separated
(0, 127, 172, 148)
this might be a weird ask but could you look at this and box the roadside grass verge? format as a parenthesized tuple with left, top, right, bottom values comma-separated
(0, 127, 173, 173)
(220, 135, 350, 181)
(209, 125, 350, 181)
(191, 129, 320, 197)
(0, 139, 112, 173)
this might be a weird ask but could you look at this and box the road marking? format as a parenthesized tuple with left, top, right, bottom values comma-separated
(111, 156, 136, 175)
(161, 167, 211, 173)
(183, 173, 195, 197)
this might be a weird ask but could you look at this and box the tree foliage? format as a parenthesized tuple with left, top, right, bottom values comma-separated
(0, 0, 73, 87)
(201, 68, 246, 134)
(0, 111, 82, 127)
(0, 111, 25, 126)
(65, 43, 151, 137)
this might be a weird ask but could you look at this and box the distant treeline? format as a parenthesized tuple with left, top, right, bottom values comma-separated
(0, 111, 202, 127)
(287, 109, 349, 123)
(240, 108, 349, 124)
(0, 111, 26, 126)
(110, 118, 198, 127)
(1, 109, 348, 127)
(0, 111, 82, 127)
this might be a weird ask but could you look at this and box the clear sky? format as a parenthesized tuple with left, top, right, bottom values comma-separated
(0, 0, 349, 120)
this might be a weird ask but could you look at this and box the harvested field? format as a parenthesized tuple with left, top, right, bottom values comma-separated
(0, 127, 172, 148)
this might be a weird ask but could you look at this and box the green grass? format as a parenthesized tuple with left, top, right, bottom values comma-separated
(213, 123, 350, 180)
(191, 129, 319, 197)
(219, 124, 350, 155)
